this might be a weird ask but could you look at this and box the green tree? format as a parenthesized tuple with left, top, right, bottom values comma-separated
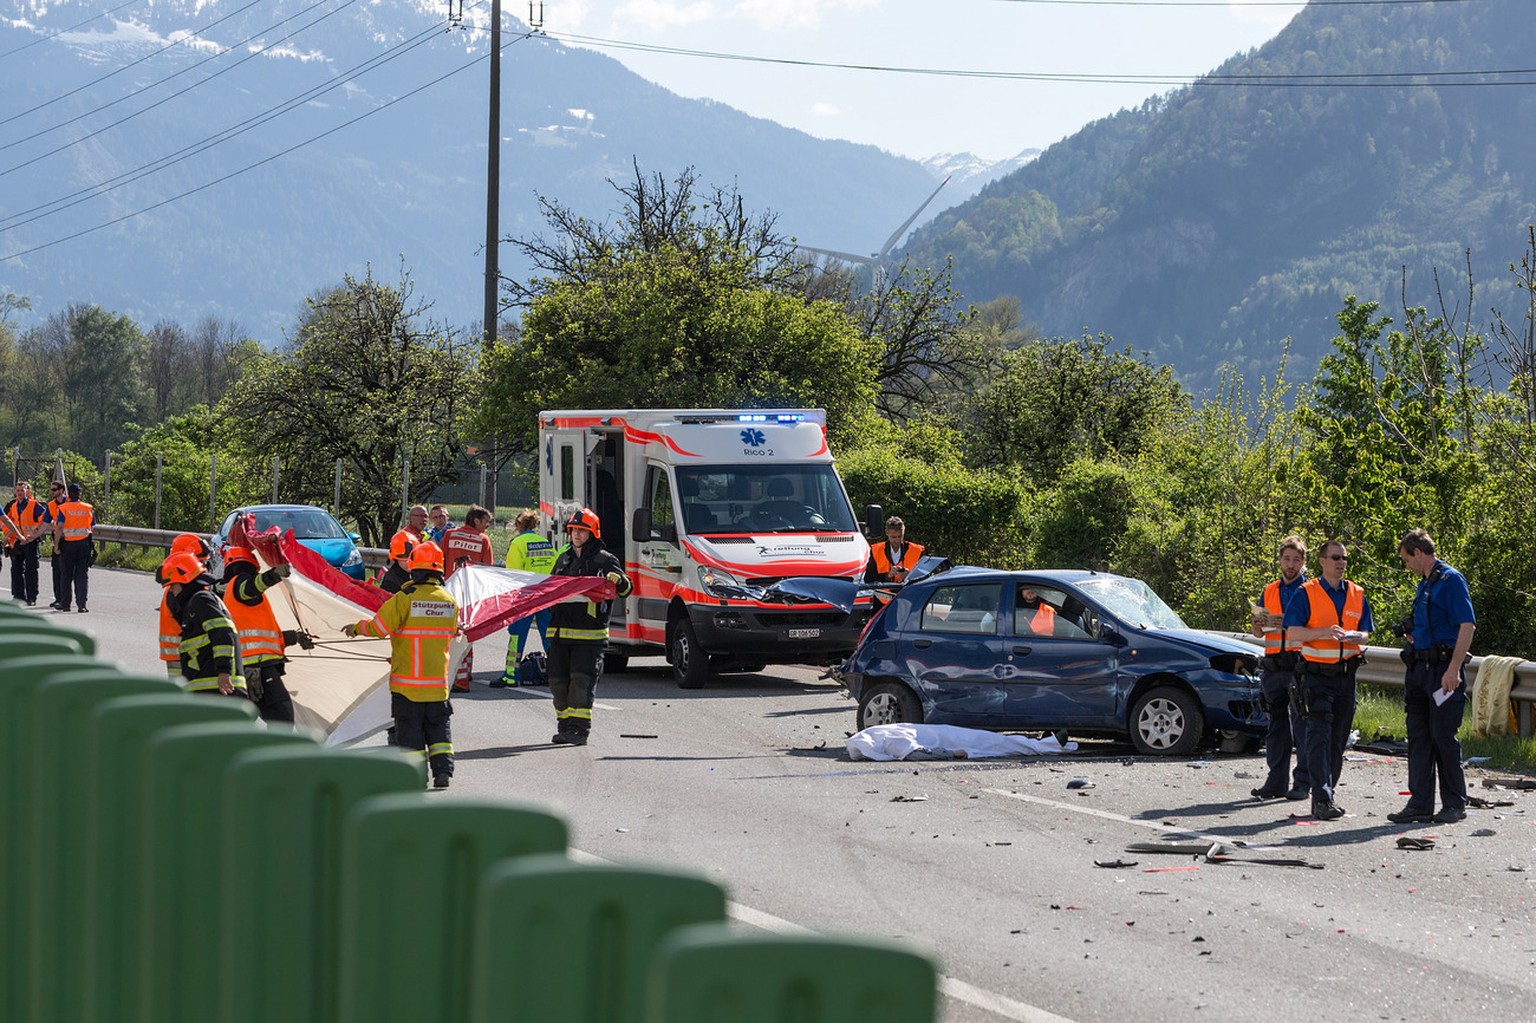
(106, 407, 266, 531)
(52, 304, 148, 456)
(480, 167, 879, 454)
(963, 332, 1186, 481)
(218, 268, 476, 545)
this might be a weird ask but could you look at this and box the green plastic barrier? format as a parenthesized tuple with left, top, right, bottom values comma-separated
(644, 925, 939, 1023)
(83, 694, 257, 1023)
(0, 614, 97, 656)
(219, 747, 423, 1023)
(468, 855, 728, 1023)
(137, 721, 316, 1023)
(25, 670, 180, 1023)
(336, 795, 569, 1023)
(0, 648, 109, 1023)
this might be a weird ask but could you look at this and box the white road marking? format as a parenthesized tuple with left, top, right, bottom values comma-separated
(982, 787, 1275, 847)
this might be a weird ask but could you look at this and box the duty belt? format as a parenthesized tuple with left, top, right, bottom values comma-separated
(1410, 646, 1453, 664)
(1302, 658, 1361, 677)
(1261, 653, 1298, 671)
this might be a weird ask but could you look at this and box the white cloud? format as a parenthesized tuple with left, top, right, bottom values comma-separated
(613, 0, 717, 32)
(810, 101, 840, 119)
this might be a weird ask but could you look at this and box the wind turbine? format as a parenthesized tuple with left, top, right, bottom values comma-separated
(798, 174, 952, 273)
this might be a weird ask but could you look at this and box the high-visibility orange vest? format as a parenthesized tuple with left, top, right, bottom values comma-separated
(356, 580, 458, 702)
(4, 498, 44, 544)
(58, 500, 93, 541)
(871, 541, 924, 579)
(1299, 578, 1365, 663)
(1020, 602, 1056, 634)
(158, 594, 181, 663)
(1260, 580, 1288, 654)
(228, 591, 284, 664)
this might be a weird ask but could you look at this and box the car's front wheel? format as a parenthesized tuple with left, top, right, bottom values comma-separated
(1129, 684, 1204, 756)
(856, 681, 923, 731)
(669, 619, 711, 689)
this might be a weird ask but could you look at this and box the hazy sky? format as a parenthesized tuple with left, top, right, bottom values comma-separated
(542, 0, 1299, 162)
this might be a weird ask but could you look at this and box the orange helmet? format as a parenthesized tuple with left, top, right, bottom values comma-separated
(408, 540, 444, 574)
(223, 545, 258, 570)
(565, 507, 601, 539)
(170, 533, 211, 559)
(159, 551, 205, 586)
(389, 530, 416, 561)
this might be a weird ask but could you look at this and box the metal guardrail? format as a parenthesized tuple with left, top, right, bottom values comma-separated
(92, 524, 390, 570)
(1209, 631, 1535, 737)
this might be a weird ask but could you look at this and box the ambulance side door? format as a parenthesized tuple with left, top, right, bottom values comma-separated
(634, 463, 682, 636)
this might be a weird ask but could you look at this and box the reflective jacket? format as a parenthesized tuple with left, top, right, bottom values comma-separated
(225, 564, 287, 665)
(869, 540, 924, 581)
(158, 594, 181, 664)
(355, 578, 458, 702)
(548, 541, 631, 642)
(441, 526, 494, 576)
(506, 530, 560, 574)
(57, 500, 94, 541)
(1259, 576, 1306, 655)
(4, 498, 44, 545)
(172, 585, 245, 693)
(1299, 578, 1366, 664)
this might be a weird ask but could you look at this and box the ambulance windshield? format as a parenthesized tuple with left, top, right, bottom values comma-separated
(674, 465, 858, 533)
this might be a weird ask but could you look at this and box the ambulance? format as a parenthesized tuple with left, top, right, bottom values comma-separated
(538, 409, 881, 687)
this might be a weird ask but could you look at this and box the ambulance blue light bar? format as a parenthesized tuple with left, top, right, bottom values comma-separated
(736, 414, 804, 423)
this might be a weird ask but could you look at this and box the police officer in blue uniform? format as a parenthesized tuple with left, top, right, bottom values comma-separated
(1388, 528, 1476, 825)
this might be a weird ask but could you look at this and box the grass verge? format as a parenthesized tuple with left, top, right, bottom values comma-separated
(1355, 683, 1536, 774)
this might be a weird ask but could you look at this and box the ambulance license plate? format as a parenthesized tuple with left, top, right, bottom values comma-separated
(787, 628, 822, 639)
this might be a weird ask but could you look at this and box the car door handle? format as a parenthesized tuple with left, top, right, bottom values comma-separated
(913, 638, 932, 649)
(1012, 645, 1032, 656)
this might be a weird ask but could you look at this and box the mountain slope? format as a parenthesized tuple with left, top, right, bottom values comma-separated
(904, 0, 1536, 384)
(0, 0, 939, 339)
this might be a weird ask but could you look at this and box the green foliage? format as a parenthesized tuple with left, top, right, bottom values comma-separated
(837, 419, 1027, 570)
(59, 304, 149, 457)
(217, 267, 475, 546)
(964, 333, 1186, 481)
(105, 408, 264, 533)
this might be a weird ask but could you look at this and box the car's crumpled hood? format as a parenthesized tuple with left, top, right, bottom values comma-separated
(1151, 627, 1262, 657)
(761, 576, 865, 612)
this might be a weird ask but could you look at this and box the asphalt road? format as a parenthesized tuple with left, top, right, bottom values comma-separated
(40, 568, 1536, 1023)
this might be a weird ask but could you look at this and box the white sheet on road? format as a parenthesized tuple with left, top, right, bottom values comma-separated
(846, 723, 1076, 761)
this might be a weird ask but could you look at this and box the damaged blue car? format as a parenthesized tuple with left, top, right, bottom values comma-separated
(835, 566, 1264, 756)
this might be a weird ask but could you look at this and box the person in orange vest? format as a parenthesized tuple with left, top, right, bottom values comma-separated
(1283, 539, 1374, 821)
(1247, 535, 1311, 802)
(43, 480, 68, 609)
(1016, 586, 1058, 636)
(156, 533, 212, 677)
(221, 546, 312, 724)
(376, 504, 428, 593)
(343, 541, 460, 788)
(866, 515, 925, 584)
(160, 550, 245, 697)
(4, 481, 48, 605)
(53, 482, 95, 613)
(441, 504, 495, 692)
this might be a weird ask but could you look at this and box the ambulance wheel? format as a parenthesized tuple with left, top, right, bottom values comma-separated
(603, 650, 629, 674)
(670, 620, 711, 689)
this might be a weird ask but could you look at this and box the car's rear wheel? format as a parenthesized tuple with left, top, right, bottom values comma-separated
(857, 681, 923, 731)
(1129, 684, 1204, 756)
(669, 619, 712, 689)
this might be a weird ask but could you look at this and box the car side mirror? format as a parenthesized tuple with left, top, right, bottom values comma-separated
(632, 508, 653, 542)
(864, 503, 883, 538)
(349, 532, 360, 543)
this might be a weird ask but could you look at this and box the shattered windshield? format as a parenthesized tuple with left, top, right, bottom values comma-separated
(1076, 575, 1186, 630)
(674, 464, 858, 533)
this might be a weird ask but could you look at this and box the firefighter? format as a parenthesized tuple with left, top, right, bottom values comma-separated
(495, 509, 560, 688)
(160, 550, 245, 697)
(343, 541, 459, 788)
(156, 533, 212, 678)
(546, 508, 631, 746)
(221, 546, 312, 724)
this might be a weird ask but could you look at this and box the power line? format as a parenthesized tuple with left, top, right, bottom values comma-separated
(0, 0, 142, 61)
(0, 30, 536, 263)
(0, 13, 452, 232)
(0, 0, 269, 131)
(0, 0, 359, 160)
(549, 30, 1536, 88)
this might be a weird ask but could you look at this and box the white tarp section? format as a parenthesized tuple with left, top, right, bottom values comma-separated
(846, 723, 1076, 761)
